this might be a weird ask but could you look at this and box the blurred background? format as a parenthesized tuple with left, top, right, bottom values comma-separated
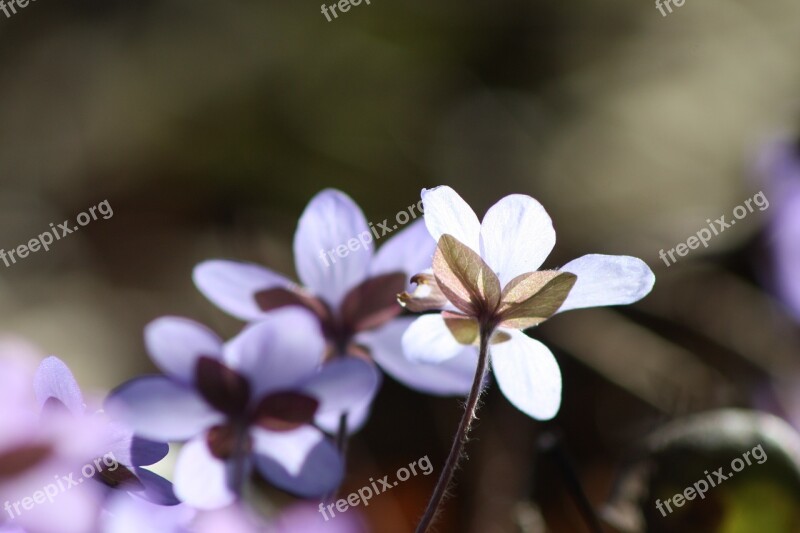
(3, 0, 800, 531)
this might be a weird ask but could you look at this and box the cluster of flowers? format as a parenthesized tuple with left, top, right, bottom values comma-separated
(0, 186, 655, 532)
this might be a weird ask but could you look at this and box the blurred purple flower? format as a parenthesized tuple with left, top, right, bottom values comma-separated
(758, 136, 800, 320)
(102, 494, 195, 533)
(269, 503, 368, 533)
(101, 498, 369, 533)
(107, 308, 377, 509)
(193, 189, 479, 432)
(33, 356, 177, 506)
(0, 349, 106, 533)
(401, 186, 655, 420)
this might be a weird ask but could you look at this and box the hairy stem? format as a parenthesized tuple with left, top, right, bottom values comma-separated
(415, 324, 492, 533)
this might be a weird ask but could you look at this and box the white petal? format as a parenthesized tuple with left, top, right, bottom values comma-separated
(223, 308, 326, 397)
(490, 330, 561, 420)
(401, 314, 471, 364)
(370, 219, 436, 281)
(479, 194, 555, 286)
(193, 260, 294, 321)
(557, 254, 655, 313)
(174, 435, 237, 510)
(252, 427, 343, 497)
(145, 317, 224, 384)
(293, 189, 373, 308)
(402, 313, 464, 363)
(421, 186, 481, 252)
(359, 318, 477, 395)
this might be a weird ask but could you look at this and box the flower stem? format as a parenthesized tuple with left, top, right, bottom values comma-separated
(415, 324, 492, 533)
(231, 426, 250, 497)
(324, 413, 349, 503)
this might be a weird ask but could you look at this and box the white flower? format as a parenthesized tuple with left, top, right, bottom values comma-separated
(401, 186, 655, 420)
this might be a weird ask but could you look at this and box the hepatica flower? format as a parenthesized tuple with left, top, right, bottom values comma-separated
(0, 352, 142, 533)
(402, 186, 656, 420)
(193, 189, 478, 432)
(108, 308, 377, 509)
(34, 356, 178, 506)
(403, 186, 655, 531)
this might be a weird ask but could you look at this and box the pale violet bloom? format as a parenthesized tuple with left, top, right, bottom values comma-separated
(401, 186, 655, 420)
(193, 189, 479, 432)
(100, 501, 367, 533)
(0, 351, 107, 533)
(33, 357, 178, 506)
(102, 495, 195, 533)
(758, 136, 800, 320)
(107, 308, 377, 509)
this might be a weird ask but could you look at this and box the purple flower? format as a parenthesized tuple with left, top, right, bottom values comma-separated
(0, 351, 106, 533)
(102, 494, 195, 533)
(269, 503, 368, 533)
(758, 136, 800, 319)
(400, 186, 655, 420)
(32, 356, 178, 506)
(193, 189, 479, 432)
(107, 308, 377, 509)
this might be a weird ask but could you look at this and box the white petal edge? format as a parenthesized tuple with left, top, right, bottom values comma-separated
(557, 254, 655, 314)
(490, 329, 562, 420)
(479, 194, 556, 286)
(421, 186, 481, 252)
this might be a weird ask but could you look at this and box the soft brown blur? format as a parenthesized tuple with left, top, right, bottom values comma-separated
(2, 1, 800, 531)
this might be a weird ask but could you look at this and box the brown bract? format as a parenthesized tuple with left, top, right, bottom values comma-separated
(397, 273, 449, 312)
(399, 234, 577, 344)
(0, 443, 52, 480)
(254, 272, 407, 359)
(194, 356, 320, 459)
(253, 392, 319, 432)
(96, 463, 146, 491)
